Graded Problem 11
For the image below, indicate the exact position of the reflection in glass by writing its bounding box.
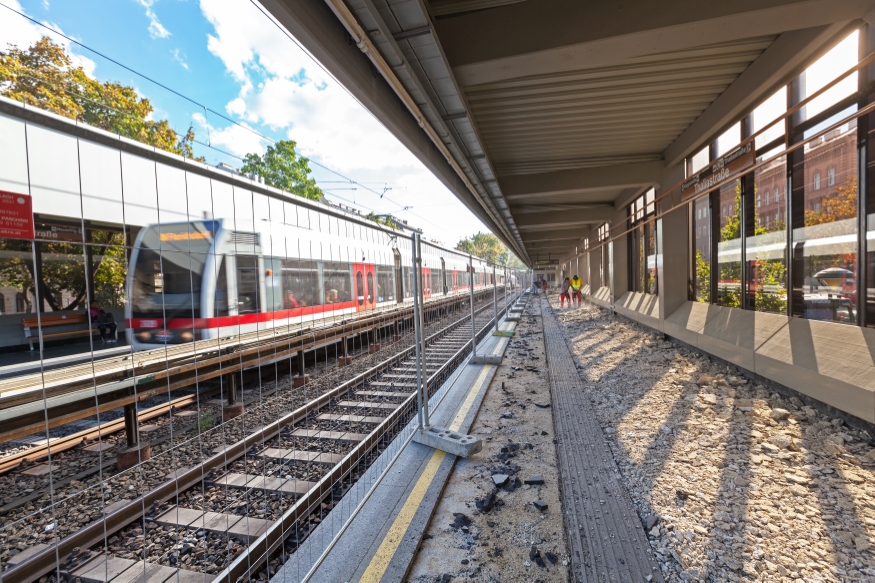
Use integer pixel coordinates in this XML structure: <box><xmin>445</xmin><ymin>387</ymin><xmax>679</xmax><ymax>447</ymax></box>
<box><xmin>323</xmin><ymin>262</ymin><xmax>352</xmax><ymax>303</ymax></box>
<box><xmin>646</xmin><ymin>222</ymin><xmax>657</xmax><ymax>295</ymax></box>
<box><xmin>867</xmin><ymin>212</ymin><xmax>874</xmax><ymax>326</ymax></box>
<box><xmin>792</xmin><ymin>120</ymin><xmax>858</xmax><ymax>324</ymax></box>
<box><xmin>748</xmin><ymin>157</ymin><xmax>788</xmax><ymax>313</ymax></box>
<box><xmin>376</xmin><ymin>264</ymin><xmax>394</xmax><ymax>302</ymax></box>
<box><xmin>717</xmin><ymin>181</ymin><xmax>742</xmax><ymax>307</ymax></box>
<box><xmin>0</xmin><ymin>238</ymin><xmax>37</xmax><ymax>315</ymax></box>
<box><xmin>692</xmin><ymin>197</ymin><xmax>710</xmax><ymax>302</ymax></box>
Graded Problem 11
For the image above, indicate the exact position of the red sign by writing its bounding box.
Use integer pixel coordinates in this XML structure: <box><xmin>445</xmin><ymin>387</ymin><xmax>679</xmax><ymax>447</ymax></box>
<box><xmin>0</xmin><ymin>191</ymin><xmax>35</xmax><ymax>240</ymax></box>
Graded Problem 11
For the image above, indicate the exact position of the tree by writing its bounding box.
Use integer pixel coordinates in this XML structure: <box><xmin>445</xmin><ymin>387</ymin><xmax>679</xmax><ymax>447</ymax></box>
<box><xmin>364</xmin><ymin>212</ymin><xmax>398</xmax><ymax>229</ymax></box>
<box><xmin>240</xmin><ymin>140</ymin><xmax>323</xmax><ymax>201</ymax></box>
<box><xmin>456</xmin><ymin>232</ymin><xmax>525</xmax><ymax>267</ymax></box>
<box><xmin>694</xmin><ymin>187</ymin><xmax>787</xmax><ymax>313</ymax></box>
<box><xmin>0</xmin><ymin>230</ymin><xmax>127</xmax><ymax>312</ymax></box>
<box><xmin>0</xmin><ymin>37</ymin><xmax>204</xmax><ymax>160</ymax></box>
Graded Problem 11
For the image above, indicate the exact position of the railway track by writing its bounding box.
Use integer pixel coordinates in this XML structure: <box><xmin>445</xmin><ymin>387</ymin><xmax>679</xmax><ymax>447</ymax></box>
<box><xmin>0</xmin><ymin>289</ymin><xmax>495</xmax><ymax>446</ymax></box>
<box><xmin>0</xmin><ymin>289</ymin><xmax>517</xmax><ymax>583</ymax></box>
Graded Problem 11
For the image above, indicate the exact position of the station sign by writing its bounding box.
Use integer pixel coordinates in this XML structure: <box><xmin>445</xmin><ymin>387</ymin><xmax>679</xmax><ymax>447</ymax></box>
<box><xmin>0</xmin><ymin>190</ymin><xmax>34</xmax><ymax>240</ymax></box>
<box><xmin>34</xmin><ymin>222</ymin><xmax>83</xmax><ymax>242</ymax></box>
<box><xmin>681</xmin><ymin>141</ymin><xmax>754</xmax><ymax>201</ymax></box>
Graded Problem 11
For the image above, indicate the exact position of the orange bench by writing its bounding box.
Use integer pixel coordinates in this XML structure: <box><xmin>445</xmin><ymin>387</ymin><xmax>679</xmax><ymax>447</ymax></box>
<box><xmin>21</xmin><ymin>313</ymin><xmax>117</xmax><ymax>351</ymax></box>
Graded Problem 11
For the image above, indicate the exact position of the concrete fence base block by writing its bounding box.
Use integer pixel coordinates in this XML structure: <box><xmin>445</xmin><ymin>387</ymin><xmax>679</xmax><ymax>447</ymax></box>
<box><xmin>338</xmin><ymin>357</ymin><xmax>353</xmax><ymax>367</ymax></box>
<box><xmin>293</xmin><ymin>375</ymin><xmax>311</xmax><ymax>388</ymax></box>
<box><xmin>470</xmin><ymin>355</ymin><xmax>502</xmax><ymax>365</ymax></box>
<box><xmin>116</xmin><ymin>442</ymin><xmax>151</xmax><ymax>471</ymax></box>
<box><xmin>368</xmin><ymin>344</ymin><xmax>381</xmax><ymax>354</ymax></box>
<box><xmin>222</xmin><ymin>403</ymin><xmax>243</xmax><ymax>421</ymax></box>
<box><xmin>413</xmin><ymin>425</ymin><xmax>482</xmax><ymax>458</ymax></box>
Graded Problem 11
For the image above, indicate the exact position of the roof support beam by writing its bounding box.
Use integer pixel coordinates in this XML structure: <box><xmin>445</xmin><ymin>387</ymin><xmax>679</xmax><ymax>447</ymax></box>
<box><xmin>515</xmin><ymin>208</ymin><xmax>615</xmax><ymax>230</ymax></box>
<box><xmin>500</xmin><ymin>161</ymin><xmax>663</xmax><ymax>201</ymax></box>
<box><xmin>663</xmin><ymin>22</ymin><xmax>857</xmax><ymax>166</ymax></box>
<box><xmin>439</xmin><ymin>0</ymin><xmax>873</xmax><ymax>86</ymax></box>
<box><xmin>521</xmin><ymin>228</ymin><xmax>590</xmax><ymax>242</ymax></box>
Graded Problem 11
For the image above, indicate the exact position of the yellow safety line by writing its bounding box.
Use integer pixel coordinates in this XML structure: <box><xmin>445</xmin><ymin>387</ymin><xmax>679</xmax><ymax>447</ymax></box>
<box><xmin>360</xmin><ymin>353</ymin><xmax>499</xmax><ymax>581</ymax></box>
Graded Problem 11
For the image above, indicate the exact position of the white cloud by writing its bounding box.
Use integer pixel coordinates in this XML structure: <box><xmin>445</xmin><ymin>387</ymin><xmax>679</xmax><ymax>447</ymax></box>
<box><xmin>0</xmin><ymin>0</ymin><xmax>96</xmax><ymax>76</ymax></box>
<box><xmin>134</xmin><ymin>0</ymin><xmax>170</xmax><ymax>39</ymax></box>
<box><xmin>172</xmin><ymin>48</ymin><xmax>189</xmax><ymax>70</ymax></box>
<box><xmin>192</xmin><ymin>112</ymin><xmax>267</xmax><ymax>158</ymax></box>
<box><xmin>198</xmin><ymin>0</ymin><xmax>488</xmax><ymax>240</ymax></box>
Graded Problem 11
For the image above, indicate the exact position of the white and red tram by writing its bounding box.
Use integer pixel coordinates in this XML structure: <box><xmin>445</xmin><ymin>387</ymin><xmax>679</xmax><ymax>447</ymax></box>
<box><xmin>126</xmin><ymin>219</ymin><xmax>505</xmax><ymax>350</ymax></box>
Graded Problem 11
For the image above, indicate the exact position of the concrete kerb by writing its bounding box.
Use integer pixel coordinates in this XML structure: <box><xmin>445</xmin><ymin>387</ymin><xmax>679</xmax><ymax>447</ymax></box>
<box><xmin>412</xmin><ymin>425</ymin><xmax>482</xmax><ymax>458</ymax></box>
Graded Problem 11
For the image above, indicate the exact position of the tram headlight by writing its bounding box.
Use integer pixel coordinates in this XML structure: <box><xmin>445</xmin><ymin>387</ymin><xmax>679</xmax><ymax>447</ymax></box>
<box><xmin>180</xmin><ymin>331</ymin><xmax>194</xmax><ymax>342</ymax></box>
<box><xmin>137</xmin><ymin>331</ymin><xmax>152</xmax><ymax>343</ymax></box>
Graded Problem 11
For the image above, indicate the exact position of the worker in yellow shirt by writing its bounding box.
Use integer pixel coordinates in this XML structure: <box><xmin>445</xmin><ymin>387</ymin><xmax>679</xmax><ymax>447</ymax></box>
<box><xmin>569</xmin><ymin>275</ymin><xmax>583</xmax><ymax>306</ymax></box>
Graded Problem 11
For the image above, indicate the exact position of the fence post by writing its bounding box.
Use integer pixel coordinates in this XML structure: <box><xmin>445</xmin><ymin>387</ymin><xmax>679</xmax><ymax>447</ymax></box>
<box><xmin>411</xmin><ymin>234</ymin><xmax>424</xmax><ymax>429</ymax></box>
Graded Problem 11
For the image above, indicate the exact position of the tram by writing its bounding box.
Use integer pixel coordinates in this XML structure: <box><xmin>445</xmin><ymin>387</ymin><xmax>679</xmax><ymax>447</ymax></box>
<box><xmin>125</xmin><ymin>219</ymin><xmax>502</xmax><ymax>350</ymax></box>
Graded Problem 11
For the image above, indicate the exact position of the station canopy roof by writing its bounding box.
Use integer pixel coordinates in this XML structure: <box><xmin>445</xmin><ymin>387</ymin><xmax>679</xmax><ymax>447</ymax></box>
<box><xmin>267</xmin><ymin>0</ymin><xmax>867</xmax><ymax>264</ymax></box>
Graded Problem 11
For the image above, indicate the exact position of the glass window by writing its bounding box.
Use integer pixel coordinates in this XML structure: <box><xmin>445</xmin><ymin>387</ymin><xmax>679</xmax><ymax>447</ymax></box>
<box><xmin>828</xmin><ymin>167</ymin><xmax>836</xmax><ymax>186</ymax></box>
<box><xmin>803</xmin><ymin>30</ymin><xmax>858</xmax><ymax>122</ymax></box>
<box><xmin>323</xmin><ymin>262</ymin><xmax>352</xmax><ymax>303</ymax></box>
<box><xmin>690</xmin><ymin>147</ymin><xmax>709</xmax><ymax>175</ymax></box>
<box><xmin>356</xmin><ymin>271</ymin><xmax>364</xmax><ymax>306</ymax></box>
<box><xmin>692</xmin><ymin>197</ymin><xmax>711</xmax><ymax>302</ymax></box>
<box><xmin>753</xmin><ymin>87</ymin><xmax>787</xmax><ymax>150</ymax></box>
<box><xmin>0</xmin><ymin>238</ymin><xmax>36</xmax><ymax>314</ymax></box>
<box><xmin>867</xmin><ymin>180</ymin><xmax>875</xmax><ymax>327</ymax></box>
<box><xmin>715</xmin><ymin>122</ymin><xmax>741</xmax><ymax>157</ymax></box>
<box><xmin>376</xmin><ymin>265</ymin><xmax>394</xmax><ymax>302</ymax></box>
<box><xmin>748</xmin><ymin>157</ymin><xmax>788</xmax><ymax>314</ymax></box>
<box><xmin>717</xmin><ymin>181</ymin><xmax>742</xmax><ymax>307</ymax></box>
<box><xmin>647</xmin><ymin>222</ymin><xmax>657</xmax><ymax>295</ymax></box>
<box><xmin>281</xmin><ymin>259</ymin><xmax>320</xmax><ymax>307</ymax></box>
<box><xmin>791</xmin><ymin>117</ymin><xmax>858</xmax><ymax>324</ymax></box>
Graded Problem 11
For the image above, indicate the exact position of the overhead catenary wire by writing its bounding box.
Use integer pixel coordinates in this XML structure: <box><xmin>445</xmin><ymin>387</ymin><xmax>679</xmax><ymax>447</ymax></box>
<box><xmin>0</xmin><ymin>0</ymin><xmax>444</xmax><ymax>233</ymax></box>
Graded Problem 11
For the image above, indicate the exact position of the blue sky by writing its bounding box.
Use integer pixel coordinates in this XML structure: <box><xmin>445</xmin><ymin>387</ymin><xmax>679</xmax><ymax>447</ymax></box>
<box><xmin>0</xmin><ymin>0</ymin><xmax>489</xmax><ymax>245</ymax></box>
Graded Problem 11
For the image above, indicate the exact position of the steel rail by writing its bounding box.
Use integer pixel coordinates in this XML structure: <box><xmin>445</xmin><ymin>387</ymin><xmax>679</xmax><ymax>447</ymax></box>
<box><xmin>0</xmin><ymin>292</ymin><xmax>510</xmax><ymax>583</ymax></box>
<box><xmin>0</xmin><ymin>290</ymin><xmax>496</xmax><ymax>443</ymax></box>
<box><xmin>0</xmin><ymin>391</ymin><xmax>207</xmax><ymax>475</ymax></box>
<box><xmin>216</xmin><ymin>292</ymin><xmax>516</xmax><ymax>583</ymax></box>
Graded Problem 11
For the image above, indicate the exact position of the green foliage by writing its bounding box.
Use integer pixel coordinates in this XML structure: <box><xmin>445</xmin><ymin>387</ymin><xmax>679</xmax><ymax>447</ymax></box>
<box><xmin>241</xmin><ymin>140</ymin><xmax>323</xmax><ymax>201</ymax></box>
<box><xmin>695</xmin><ymin>188</ymin><xmax>788</xmax><ymax>313</ymax></box>
<box><xmin>198</xmin><ymin>411</ymin><xmax>217</xmax><ymax>432</ymax></box>
<box><xmin>364</xmin><ymin>212</ymin><xmax>398</xmax><ymax>229</ymax></box>
<box><xmin>0</xmin><ymin>231</ymin><xmax>126</xmax><ymax>312</ymax></box>
<box><xmin>456</xmin><ymin>232</ymin><xmax>524</xmax><ymax>267</ymax></box>
<box><xmin>694</xmin><ymin>249</ymin><xmax>710</xmax><ymax>303</ymax></box>
<box><xmin>0</xmin><ymin>37</ymin><xmax>204</xmax><ymax>160</ymax></box>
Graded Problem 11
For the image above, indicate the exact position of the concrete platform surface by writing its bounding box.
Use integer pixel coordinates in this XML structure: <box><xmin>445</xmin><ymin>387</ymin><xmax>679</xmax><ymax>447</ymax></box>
<box><xmin>273</xmin><ymin>318</ymin><xmax>515</xmax><ymax>583</ymax></box>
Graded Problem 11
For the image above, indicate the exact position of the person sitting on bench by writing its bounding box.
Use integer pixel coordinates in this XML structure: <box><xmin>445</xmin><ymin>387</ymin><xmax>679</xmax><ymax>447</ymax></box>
<box><xmin>89</xmin><ymin>301</ymin><xmax>117</xmax><ymax>343</ymax></box>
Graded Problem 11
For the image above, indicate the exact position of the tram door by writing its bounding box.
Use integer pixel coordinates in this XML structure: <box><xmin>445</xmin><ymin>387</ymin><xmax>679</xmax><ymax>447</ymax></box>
<box><xmin>421</xmin><ymin>267</ymin><xmax>432</xmax><ymax>299</ymax></box>
<box><xmin>236</xmin><ymin>255</ymin><xmax>260</xmax><ymax>314</ymax></box>
<box><xmin>353</xmin><ymin>263</ymin><xmax>376</xmax><ymax>312</ymax></box>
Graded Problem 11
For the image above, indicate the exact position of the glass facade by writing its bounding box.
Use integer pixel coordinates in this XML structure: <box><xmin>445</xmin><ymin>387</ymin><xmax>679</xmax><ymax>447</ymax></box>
<box><xmin>686</xmin><ymin>29</ymin><xmax>873</xmax><ymax>327</ymax></box>
<box><xmin>628</xmin><ymin>189</ymin><xmax>657</xmax><ymax>294</ymax></box>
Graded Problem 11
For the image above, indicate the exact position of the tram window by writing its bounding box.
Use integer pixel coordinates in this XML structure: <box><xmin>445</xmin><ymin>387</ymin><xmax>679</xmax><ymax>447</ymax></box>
<box><xmin>376</xmin><ymin>265</ymin><xmax>394</xmax><ymax>302</ymax></box>
<box><xmin>430</xmin><ymin>269</ymin><xmax>442</xmax><ymax>295</ymax></box>
<box><xmin>264</xmin><ymin>257</ymin><xmax>284</xmax><ymax>312</ymax></box>
<box><xmin>132</xmin><ymin>248</ymin><xmax>203</xmax><ymax>319</ymax></box>
<box><xmin>323</xmin><ymin>262</ymin><xmax>352</xmax><ymax>303</ymax></box>
<box><xmin>236</xmin><ymin>254</ymin><xmax>259</xmax><ymax>314</ymax></box>
<box><xmin>356</xmin><ymin>271</ymin><xmax>365</xmax><ymax>306</ymax></box>
<box><xmin>367</xmin><ymin>272</ymin><xmax>374</xmax><ymax>303</ymax></box>
<box><xmin>214</xmin><ymin>258</ymin><xmax>229</xmax><ymax>317</ymax></box>
<box><xmin>402</xmin><ymin>266</ymin><xmax>414</xmax><ymax>298</ymax></box>
<box><xmin>281</xmin><ymin>259</ymin><xmax>320</xmax><ymax>307</ymax></box>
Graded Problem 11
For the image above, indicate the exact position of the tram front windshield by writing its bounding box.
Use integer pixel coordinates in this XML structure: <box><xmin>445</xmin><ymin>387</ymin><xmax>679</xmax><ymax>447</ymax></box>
<box><xmin>132</xmin><ymin>222</ymin><xmax>214</xmax><ymax>320</ymax></box>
